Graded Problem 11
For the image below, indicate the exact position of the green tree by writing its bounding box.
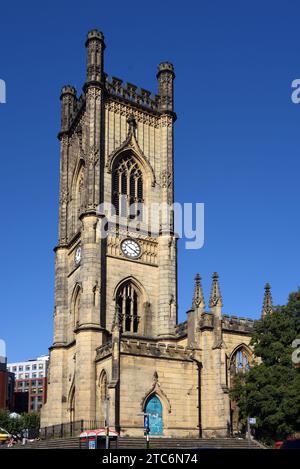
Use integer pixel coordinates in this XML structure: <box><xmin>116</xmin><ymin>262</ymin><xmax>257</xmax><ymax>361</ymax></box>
<box><xmin>0</xmin><ymin>409</ymin><xmax>10</xmax><ymax>431</ymax></box>
<box><xmin>0</xmin><ymin>410</ymin><xmax>40</xmax><ymax>435</ymax></box>
<box><xmin>230</xmin><ymin>288</ymin><xmax>300</xmax><ymax>445</ymax></box>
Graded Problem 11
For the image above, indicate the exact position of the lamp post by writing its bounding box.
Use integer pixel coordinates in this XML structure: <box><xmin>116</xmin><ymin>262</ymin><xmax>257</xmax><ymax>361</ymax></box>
<box><xmin>104</xmin><ymin>396</ymin><xmax>110</xmax><ymax>449</ymax></box>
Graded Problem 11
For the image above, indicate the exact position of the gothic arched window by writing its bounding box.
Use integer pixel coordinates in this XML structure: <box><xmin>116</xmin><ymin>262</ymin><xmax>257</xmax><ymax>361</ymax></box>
<box><xmin>99</xmin><ymin>370</ymin><xmax>108</xmax><ymax>402</ymax></box>
<box><xmin>72</xmin><ymin>161</ymin><xmax>85</xmax><ymax>232</ymax></box>
<box><xmin>230</xmin><ymin>347</ymin><xmax>250</xmax><ymax>376</ymax></box>
<box><xmin>71</xmin><ymin>284</ymin><xmax>81</xmax><ymax>331</ymax></box>
<box><xmin>112</xmin><ymin>153</ymin><xmax>143</xmax><ymax>219</ymax></box>
<box><xmin>116</xmin><ymin>281</ymin><xmax>140</xmax><ymax>333</ymax></box>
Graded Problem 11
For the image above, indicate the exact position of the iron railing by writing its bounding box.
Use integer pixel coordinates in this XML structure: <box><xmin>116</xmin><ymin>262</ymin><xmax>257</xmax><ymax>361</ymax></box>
<box><xmin>40</xmin><ymin>420</ymin><xmax>103</xmax><ymax>439</ymax></box>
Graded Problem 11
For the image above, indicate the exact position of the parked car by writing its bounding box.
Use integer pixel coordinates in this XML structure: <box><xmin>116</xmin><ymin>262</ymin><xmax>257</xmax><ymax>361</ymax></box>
<box><xmin>279</xmin><ymin>438</ymin><xmax>300</xmax><ymax>449</ymax></box>
<box><xmin>0</xmin><ymin>428</ymin><xmax>11</xmax><ymax>444</ymax></box>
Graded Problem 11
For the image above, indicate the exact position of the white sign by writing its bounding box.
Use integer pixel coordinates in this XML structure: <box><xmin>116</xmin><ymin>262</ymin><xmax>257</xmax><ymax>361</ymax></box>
<box><xmin>249</xmin><ymin>418</ymin><xmax>256</xmax><ymax>425</ymax></box>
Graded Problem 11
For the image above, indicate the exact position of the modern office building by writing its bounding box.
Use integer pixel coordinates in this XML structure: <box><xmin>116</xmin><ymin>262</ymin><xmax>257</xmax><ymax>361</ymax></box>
<box><xmin>8</xmin><ymin>355</ymin><xmax>49</xmax><ymax>412</ymax></box>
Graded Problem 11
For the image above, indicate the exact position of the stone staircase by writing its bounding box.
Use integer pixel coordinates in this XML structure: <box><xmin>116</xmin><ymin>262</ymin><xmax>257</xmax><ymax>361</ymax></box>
<box><xmin>3</xmin><ymin>437</ymin><xmax>263</xmax><ymax>450</ymax></box>
<box><xmin>118</xmin><ymin>437</ymin><xmax>262</xmax><ymax>449</ymax></box>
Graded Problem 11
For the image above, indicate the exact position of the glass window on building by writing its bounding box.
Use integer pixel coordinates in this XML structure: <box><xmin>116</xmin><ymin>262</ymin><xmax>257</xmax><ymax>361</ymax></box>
<box><xmin>19</xmin><ymin>373</ymin><xmax>23</xmax><ymax>379</ymax></box>
<box><xmin>32</xmin><ymin>364</ymin><xmax>37</xmax><ymax>370</ymax></box>
<box><xmin>25</xmin><ymin>365</ymin><xmax>30</xmax><ymax>371</ymax></box>
<box><xmin>38</xmin><ymin>363</ymin><xmax>44</xmax><ymax>370</ymax></box>
<box><xmin>13</xmin><ymin>366</ymin><xmax>17</xmax><ymax>372</ymax></box>
<box><xmin>38</xmin><ymin>372</ymin><xmax>43</xmax><ymax>377</ymax></box>
<box><xmin>18</xmin><ymin>366</ymin><xmax>23</xmax><ymax>371</ymax></box>
<box><xmin>25</xmin><ymin>373</ymin><xmax>29</xmax><ymax>379</ymax></box>
<box><xmin>32</xmin><ymin>373</ymin><xmax>37</xmax><ymax>378</ymax></box>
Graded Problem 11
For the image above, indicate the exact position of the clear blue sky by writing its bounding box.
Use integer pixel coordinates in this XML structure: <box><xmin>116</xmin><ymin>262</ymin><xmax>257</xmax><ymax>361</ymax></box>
<box><xmin>1</xmin><ymin>1</ymin><xmax>300</xmax><ymax>362</ymax></box>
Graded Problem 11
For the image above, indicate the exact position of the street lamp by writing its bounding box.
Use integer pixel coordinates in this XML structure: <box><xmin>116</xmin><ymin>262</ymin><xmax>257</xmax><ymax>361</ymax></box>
<box><xmin>104</xmin><ymin>396</ymin><xmax>110</xmax><ymax>450</ymax></box>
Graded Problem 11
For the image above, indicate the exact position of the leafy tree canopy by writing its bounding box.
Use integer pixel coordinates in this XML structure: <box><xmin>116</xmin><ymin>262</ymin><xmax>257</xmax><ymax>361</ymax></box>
<box><xmin>230</xmin><ymin>288</ymin><xmax>300</xmax><ymax>445</ymax></box>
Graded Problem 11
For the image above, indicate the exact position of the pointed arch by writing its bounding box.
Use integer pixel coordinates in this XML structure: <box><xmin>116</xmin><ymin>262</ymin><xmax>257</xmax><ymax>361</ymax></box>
<box><xmin>112</xmin><ymin>277</ymin><xmax>151</xmax><ymax>334</ymax></box>
<box><xmin>67</xmin><ymin>375</ymin><xmax>76</xmax><ymax>423</ymax></box>
<box><xmin>106</xmin><ymin>132</ymin><xmax>156</xmax><ymax>187</ymax></box>
<box><xmin>229</xmin><ymin>343</ymin><xmax>252</xmax><ymax>376</ymax></box>
<box><xmin>98</xmin><ymin>369</ymin><xmax>109</xmax><ymax>402</ymax></box>
<box><xmin>141</xmin><ymin>373</ymin><xmax>171</xmax><ymax>414</ymax></box>
<box><xmin>112</xmin><ymin>151</ymin><xmax>144</xmax><ymax>218</ymax></box>
<box><xmin>70</xmin><ymin>283</ymin><xmax>82</xmax><ymax>330</ymax></box>
<box><xmin>71</xmin><ymin>157</ymin><xmax>85</xmax><ymax>231</ymax></box>
<box><xmin>113</xmin><ymin>276</ymin><xmax>148</xmax><ymax>302</ymax></box>
<box><xmin>229</xmin><ymin>343</ymin><xmax>253</xmax><ymax>364</ymax></box>
<box><xmin>115</xmin><ymin>280</ymin><xmax>141</xmax><ymax>333</ymax></box>
<box><xmin>228</xmin><ymin>343</ymin><xmax>253</xmax><ymax>435</ymax></box>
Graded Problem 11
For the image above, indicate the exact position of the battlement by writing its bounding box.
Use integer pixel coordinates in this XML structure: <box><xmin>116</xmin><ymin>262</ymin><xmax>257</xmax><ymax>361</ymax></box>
<box><xmin>85</xmin><ymin>29</ymin><xmax>104</xmax><ymax>45</ymax></box>
<box><xmin>61</xmin><ymin>71</ymin><xmax>168</xmax><ymax>135</ymax></box>
<box><xmin>176</xmin><ymin>312</ymin><xmax>257</xmax><ymax>337</ymax></box>
<box><xmin>105</xmin><ymin>75</ymin><xmax>160</xmax><ymax>112</ymax></box>
<box><xmin>96</xmin><ymin>337</ymin><xmax>192</xmax><ymax>362</ymax></box>
<box><xmin>222</xmin><ymin>314</ymin><xmax>256</xmax><ymax>333</ymax></box>
<box><xmin>59</xmin><ymin>30</ymin><xmax>176</xmax><ymax>136</ymax></box>
<box><xmin>60</xmin><ymin>85</ymin><xmax>77</xmax><ymax>98</ymax></box>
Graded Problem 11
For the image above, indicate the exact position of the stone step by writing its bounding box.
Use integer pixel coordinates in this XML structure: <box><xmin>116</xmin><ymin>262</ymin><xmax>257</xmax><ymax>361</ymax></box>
<box><xmin>4</xmin><ymin>436</ymin><xmax>262</xmax><ymax>450</ymax></box>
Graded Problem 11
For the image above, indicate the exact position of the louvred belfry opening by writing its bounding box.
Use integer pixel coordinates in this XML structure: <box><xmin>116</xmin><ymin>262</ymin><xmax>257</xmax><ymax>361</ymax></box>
<box><xmin>116</xmin><ymin>281</ymin><xmax>140</xmax><ymax>333</ymax></box>
<box><xmin>112</xmin><ymin>152</ymin><xmax>143</xmax><ymax>219</ymax></box>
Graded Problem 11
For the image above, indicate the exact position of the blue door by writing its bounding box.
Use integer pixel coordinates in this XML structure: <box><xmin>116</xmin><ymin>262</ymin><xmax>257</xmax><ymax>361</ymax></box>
<box><xmin>145</xmin><ymin>395</ymin><xmax>163</xmax><ymax>436</ymax></box>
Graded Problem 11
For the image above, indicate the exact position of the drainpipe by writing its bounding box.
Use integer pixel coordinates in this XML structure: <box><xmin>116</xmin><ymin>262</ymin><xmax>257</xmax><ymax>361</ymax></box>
<box><xmin>190</xmin><ymin>356</ymin><xmax>203</xmax><ymax>439</ymax></box>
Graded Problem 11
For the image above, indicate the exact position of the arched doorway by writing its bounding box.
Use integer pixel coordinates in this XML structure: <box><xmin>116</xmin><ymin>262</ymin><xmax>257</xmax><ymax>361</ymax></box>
<box><xmin>145</xmin><ymin>395</ymin><xmax>163</xmax><ymax>436</ymax></box>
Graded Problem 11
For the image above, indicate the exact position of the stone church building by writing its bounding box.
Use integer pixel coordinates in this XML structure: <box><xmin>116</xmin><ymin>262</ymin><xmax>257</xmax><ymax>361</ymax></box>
<box><xmin>41</xmin><ymin>30</ymin><xmax>272</xmax><ymax>438</ymax></box>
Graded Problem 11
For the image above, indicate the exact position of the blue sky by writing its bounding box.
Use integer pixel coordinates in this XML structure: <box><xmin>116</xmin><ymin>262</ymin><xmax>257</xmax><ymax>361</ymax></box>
<box><xmin>1</xmin><ymin>0</ymin><xmax>300</xmax><ymax>362</ymax></box>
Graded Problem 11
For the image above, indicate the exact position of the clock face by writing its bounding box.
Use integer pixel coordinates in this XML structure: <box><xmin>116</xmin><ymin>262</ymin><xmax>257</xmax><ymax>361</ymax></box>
<box><xmin>75</xmin><ymin>247</ymin><xmax>82</xmax><ymax>265</ymax></box>
<box><xmin>121</xmin><ymin>239</ymin><xmax>141</xmax><ymax>259</ymax></box>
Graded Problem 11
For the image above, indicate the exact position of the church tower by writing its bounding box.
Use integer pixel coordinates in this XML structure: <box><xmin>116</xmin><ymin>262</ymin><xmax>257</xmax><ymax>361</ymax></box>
<box><xmin>41</xmin><ymin>29</ymin><xmax>178</xmax><ymax>427</ymax></box>
<box><xmin>41</xmin><ymin>29</ymin><xmax>258</xmax><ymax>440</ymax></box>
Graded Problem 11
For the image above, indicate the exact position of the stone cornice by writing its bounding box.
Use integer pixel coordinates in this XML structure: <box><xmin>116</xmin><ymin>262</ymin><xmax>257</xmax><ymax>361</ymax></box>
<box><xmin>50</xmin><ymin>340</ymin><xmax>76</xmax><ymax>351</ymax></box>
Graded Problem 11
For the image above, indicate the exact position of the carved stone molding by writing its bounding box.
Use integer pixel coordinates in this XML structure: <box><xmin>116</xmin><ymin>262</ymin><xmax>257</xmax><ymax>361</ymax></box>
<box><xmin>105</xmin><ymin>100</ymin><xmax>159</xmax><ymax>128</ymax></box>
<box><xmin>140</xmin><ymin>371</ymin><xmax>172</xmax><ymax>413</ymax></box>
<box><xmin>160</xmin><ymin>169</ymin><xmax>172</xmax><ymax>189</ymax></box>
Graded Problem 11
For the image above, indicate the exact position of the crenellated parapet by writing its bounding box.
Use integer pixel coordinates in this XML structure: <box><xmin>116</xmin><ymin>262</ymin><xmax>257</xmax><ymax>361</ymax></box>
<box><xmin>96</xmin><ymin>337</ymin><xmax>193</xmax><ymax>362</ymax></box>
<box><xmin>177</xmin><ymin>311</ymin><xmax>256</xmax><ymax>339</ymax></box>
<box><xmin>58</xmin><ymin>31</ymin><xmax>176</xmax><ymax>138</ymax></box>
<box><xmin>105</xmin><ymin>76</ymin><xmax>160</xmax><ymax>113</ymax></box>
<box><xmin>222</xmin><ymin>314</ymin><xmax>256</xmax><ymax>333</ymax></box>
